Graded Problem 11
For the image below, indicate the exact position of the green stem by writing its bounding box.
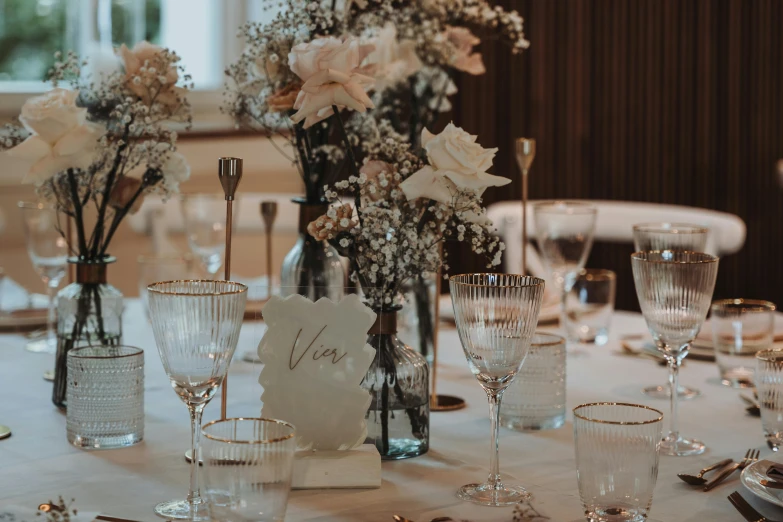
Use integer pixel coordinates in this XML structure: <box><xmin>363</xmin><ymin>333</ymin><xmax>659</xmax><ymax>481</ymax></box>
<box><xmin>67</xmin><ymin>169</ymin><xmax>88</xmax><ymax>256</ymax></box>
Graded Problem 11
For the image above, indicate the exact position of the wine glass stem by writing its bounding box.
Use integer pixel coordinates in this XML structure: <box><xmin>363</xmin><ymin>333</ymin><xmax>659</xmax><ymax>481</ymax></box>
<box><xmin>667</xmin><ymin>356</ymin><xmax>680</xmax><ymax>441</ymax></box>
<box><xmin>486</xmin><ymin>389</ymin><xmax>504</xmax><ymax>492</ymax></box>
<box><xmin>188</xmin><ymin>405</ymin><xmax>205</xmax><ymax>505</ymax></box>
<box><xmin>45</xmin><ymin>279</ymin><xmax>57</xmax><ymax>346</ymax></box>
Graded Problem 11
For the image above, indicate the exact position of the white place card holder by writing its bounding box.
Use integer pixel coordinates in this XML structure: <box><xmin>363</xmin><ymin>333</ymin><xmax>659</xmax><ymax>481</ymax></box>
<box><xmin>258</xmin><ymin>294</ymin><xmax>381</xmax><ymax>489</ymax></box>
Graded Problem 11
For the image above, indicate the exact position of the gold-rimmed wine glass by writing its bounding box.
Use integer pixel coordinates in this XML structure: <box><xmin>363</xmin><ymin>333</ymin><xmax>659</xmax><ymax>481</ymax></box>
<box><xmin>449</xmin><ymin>273</ymin><xmax>545</xmax><ymax>505</ymax></box>
<box><xmin>632</xmin><ymin>222</ymin><xmax>709</xmax><ymax>400</ymax></box>
<box><xmin>631</xmin><ymin>251</ymin><xmax>718</xmax><ymax>456</ymax></box>
<box><xmin>147</xmin><ymin>280</ymin><xmax>247</xmax><ymax>521</ymax></box>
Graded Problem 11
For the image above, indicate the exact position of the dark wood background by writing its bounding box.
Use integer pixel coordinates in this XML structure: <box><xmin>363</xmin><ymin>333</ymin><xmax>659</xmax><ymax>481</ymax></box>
<box><xmin>447</xmin><ymin>0</ymin><xmax>783</xmax><ymax>311</ymax></box>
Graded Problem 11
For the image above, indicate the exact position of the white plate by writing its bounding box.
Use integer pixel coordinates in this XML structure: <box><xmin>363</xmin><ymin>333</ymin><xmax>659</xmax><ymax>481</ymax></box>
<box><xmin>741</xmin><ymin>459</ymin><xmax>783</xmax><ymax>508</ymax></box>
<box><xmin>438</xmin><ymin>294</ymin><xmax>561</xmax><ymax>324</ymax></box>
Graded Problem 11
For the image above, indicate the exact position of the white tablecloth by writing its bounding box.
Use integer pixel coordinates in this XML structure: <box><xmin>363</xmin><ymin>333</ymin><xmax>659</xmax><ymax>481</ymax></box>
<box><xmin>0</xmin><ymin>300</ymin><xmax>777</xmax><ymax>522</ymax></box>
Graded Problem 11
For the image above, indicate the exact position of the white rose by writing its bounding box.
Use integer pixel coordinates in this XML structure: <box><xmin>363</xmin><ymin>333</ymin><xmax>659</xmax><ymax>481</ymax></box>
<box><xmin>366</xmin><ymin>23</ymin><xmax>422</xmax><ymax>92</ymax></box>
<box><xmin>288</xmin><ymin>36</ymin><xmax>375</xmax><ymax>128</ymax></box>
<box><xmin>6</xmin><ymin>88</ymin><xmax>103</xmax><ymax>185</ymax></box>
<box><xmin>161</xmin><ymin>151</ymin><xmax>190</xmax><ymax>192</ymax></box>
<box><xmin>400</xmin><ymin>123</ymin><xmax>510</xmax><ymax>205</ymax></box>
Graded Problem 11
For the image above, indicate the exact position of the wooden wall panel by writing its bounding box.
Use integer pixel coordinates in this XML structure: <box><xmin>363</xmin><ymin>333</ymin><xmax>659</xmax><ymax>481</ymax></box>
<box><xmin>448</xmin><ymin>0</ymin><xmax>783</xmax><ymax>311</ymax></box>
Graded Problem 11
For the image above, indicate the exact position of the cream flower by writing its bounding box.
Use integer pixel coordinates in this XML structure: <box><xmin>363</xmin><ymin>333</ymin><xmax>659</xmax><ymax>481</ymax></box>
<box><xmin>266</xmin><ymin>83</ymin><xmax>301</xmax><ymax>112</ymax></box>
<box><xmin>400</xmin><ymin>123</ymin><xmax>510</xmax><ymax>206</ymax></box>
<box><xmin>445</xmin><ymin>26</ymin><xmax>486</xmax><ymax>75</ymax></box>
<box><xmin>117</xmin><ymin>41</ymin><xmax>183</xmax><ymax>107</ymax></box>
<box><xmin>366</xmin><ymin>23</ymin><xmax>422</xmax><ymax>92</ymax></box>
<box><xmin>360</xmin><ymin>160</ymin><xmax>394</xmax><ymax>202</ymax></box>
<box><xmin>288</xmin><ymin>36</ymin><xmax>376</xmax><ymax>128</ymax></box>
<box><xmin>6</xmin><ymin>89</ymin><xmax>103</xmax><ymax>185</ymax></box>
<box><xmin>307</xmin><ymin>204</ymin><xmax>356</xmax><ymax>240</ymax></box>
<box><xmin>161</xmin><ymin>151</ymin><xmax>190</xmax><ymax>192</ymax></box>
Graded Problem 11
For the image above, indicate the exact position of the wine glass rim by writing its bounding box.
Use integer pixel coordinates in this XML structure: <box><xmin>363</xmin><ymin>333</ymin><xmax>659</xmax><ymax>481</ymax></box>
<box><xmin>17</xmin><ymin>200</ymin><xmax>55</xmax><ymax>210</ymax></box>
<box><xmin>578</xmin><ymin>268</ymin><xmax>616</xmax><ymax>281</ymax></box>
<box><xmin>712</xmin><ymin>298</ymin><xmax>776</xmax><ymax>312</ymax></box>
<box><xmin>631</xmin><ymin>250</ymin><xmax>718</xmax><ymax>264</ymax></box>
<box><xmin>757</xmin><ymin>349</ymin><xmax>783</xmax><ymax>362</ymax></box>
<box><xmin>573</xmin><ymin>402</ymin><xmax>664</xmax><ymax>424</ymax></box>
<box><xmin>202</xmin><ymin>417</ymin><xmax>296</xmax><ymax>444</ymax></box>
<box><xmin>147</xmin><ymin>279</ymin><xmax>248</xmax><ymax>295</ymax></box>
<box><xmin>532</xmin><ymin>200</ymin><xmax>597</xmax><ymax>214</ymax></box>
<box><xmin>449</xmin><ymin>273</ymin><xmax>546</xmax><ymax>289</ymax></box>
<box><xmin>632</xmin><ymin>222</ymin><xmax>708</xmax><ymax>234</ymax></box>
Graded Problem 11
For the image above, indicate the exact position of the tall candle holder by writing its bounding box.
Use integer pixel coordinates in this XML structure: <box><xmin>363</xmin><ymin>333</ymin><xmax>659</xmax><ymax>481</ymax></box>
<box><xmin>260</xmin><ymin>201</ymin><xmax>278</xmax><ymax>298</ymax></box>
<box><xmin>515</xmin><ymin>138</ymin><xmax>536</xmax><ymax>274</ymax></box>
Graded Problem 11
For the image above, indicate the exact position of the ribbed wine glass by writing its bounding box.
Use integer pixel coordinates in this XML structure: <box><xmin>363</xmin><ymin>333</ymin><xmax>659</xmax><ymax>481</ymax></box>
<box><xmin>631</xmin><ymin>251</ymin><xmax>718</xmax><ymax>456</ymax></box>
<box><xmin>449</xmin><ymin>274</ymin><xmax>545</xmax><ymax>506</ymax></box>
<box><xmin>633</xmin><ymin>223</ymin><xmax>709</xmax><ymax>400</ymax></box>
<box><xmin>147</xmin><ymin>280</ymin><xmax>248</xmax><ymax>521</ymax></box>
<box><xmin>181</xmin><ymin>195</ymin><xmax>237</xmax><ymax>278</ymax></box>
<box><xmin>533</xmin><ymin>201</ymin><xmax>597</xmax><ymax>338</ymax></box>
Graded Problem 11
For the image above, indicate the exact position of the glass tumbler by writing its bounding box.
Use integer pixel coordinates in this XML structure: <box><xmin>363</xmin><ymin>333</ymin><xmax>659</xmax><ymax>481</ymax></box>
<box><xmin>574</xmin><ymin>403</ymin><xmax>663</xmax><ymax>522</ymax></box>
<box><xmin>202</xmin><ymin>418</ymin><xmax>296</xmax><ymax>522</ymax></box>
<box><xmin>712</xmin><ymin>299</ymin><xmax>775</xmax><ymax>388</ymax></box>
<box><xmin>66</xmin><ymin>345</ymin><xmax>144</xmax><ymax>449</ymax></box>
<box><xmin>564</xmin><ymin>269</ymin><xmax>616</xmax><ymax>345</ymax></box>
<box><xmin>500</xmin><ymin>333</ymin><xmax>566</xmax><ymax>431</ymax></box>
<box><xmin>756</xmin><ymin>350</ymin><xmax>783</xmax><ymax>451</ymax></box>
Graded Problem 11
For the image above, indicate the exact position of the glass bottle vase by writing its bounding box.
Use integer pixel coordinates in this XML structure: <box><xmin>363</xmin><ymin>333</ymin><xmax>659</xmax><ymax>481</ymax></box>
<box><xmin>363</xmin><ymin>308</ymin><xmax>430</xmax><ymax>460</ymax></box>
<box><xmin>280</xmin><ymin>199</ymin><xmax>346</xmax><ymax>301</ymax></box>
<box><xmin>397</xmin><ymin>272</ymin><xmax>437</xmax><ymax>366</ymax></box>
<box><xmin>52</xmin><ymin>257</ymin><xmax>124</xmax><ymax>409</ymax></box>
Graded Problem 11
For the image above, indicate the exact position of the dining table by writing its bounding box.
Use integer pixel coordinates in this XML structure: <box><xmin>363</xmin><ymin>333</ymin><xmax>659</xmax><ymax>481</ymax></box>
<box><xmin>0</xmin><ymin>298</ymin><xmax>779</xmax><ymax>522</ymax></box>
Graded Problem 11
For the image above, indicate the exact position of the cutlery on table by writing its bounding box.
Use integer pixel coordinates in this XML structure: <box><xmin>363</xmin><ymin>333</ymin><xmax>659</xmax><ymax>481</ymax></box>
<box><xmin>677</xmin><ymin>458</ymin><xmax>734</xmax><ymax>485</ymax></box>
<box><xmin>704</xmin><ymin>449</ymin><xmax>760</xmax><ymax>491</ymax></box>
<box><xmin>728</xmin><ymin>490</ymin><xmax>781</xmax><ymax>522</ymax></box>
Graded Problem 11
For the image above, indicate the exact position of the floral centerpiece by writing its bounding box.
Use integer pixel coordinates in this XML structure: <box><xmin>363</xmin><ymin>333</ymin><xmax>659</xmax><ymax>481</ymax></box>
<box><xmin>1</xmin><ymin>42</ymin><xmax>192</xmax><ymax>407</ymax></box>
<box><xmin>308</xmin><ymin>119</ymin><xmax>510</xmax><ymax>458</ymax></box>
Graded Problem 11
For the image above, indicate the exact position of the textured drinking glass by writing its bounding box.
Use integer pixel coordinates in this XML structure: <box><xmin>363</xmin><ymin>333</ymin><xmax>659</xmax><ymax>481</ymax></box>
<box><xmin>633</xmin><ymin>222</ymin><xmax>708</xmax><ymax>400</ymax></box>
<box><xmin>499</xmin><ymin>333</ymin><xmax>566</xmax><ymax>431</ymax></box>
<box><xmin>533</xmin><ymin>202</ymin><xmax>597</xmax><ymax>332</ymax></box>
<box><xmin>574</xmin><ymin>403</ymin><xmax>663</xmax><ymax>522</ymax></box>
<box><xmin>756</xmin><ymin>350</ymin><xmax>783</xmax><ymax>451</ymax></box>
<box><xmin>712</xmin><ymin>299</ymin><xmax>775</xmax><ymax>388</ymax></box>
<box><xmin>19</xmin><ymin>202</ymin><xmax>68</xmax><ymax>354</ymax></box>
<box><xmin>564</xmin><ymin>269</ymin><xmax>616</xmax><ymax>345</ymax></box>
<box><xmin>148</xmin><ymin>280</ymin><xmax>248</xmax><ymax>521</ymax></box>
<box><xmin>137</xmin><ymin>254</ymin><xmax>195</xmax><ymax>317</ymax></box>
<box><xmin>66</xmin><ymin>345</ymin><xmax>144</xmax><ymax>449</ymax></box>
<box><xmin>449</xmin><ymin>274</ymin><xmax>545</xmax><ymax>506</ymax></box>
<box><xmin>181</xmin><ymin>195</ymin><xmax>237</xmax><ymax>277</ymax></box>
<box><xmin>202</xmin><ymin>418</ymin><xmax>296</xmax><ymax>522</ymax></box>
<box><xmin>631</xmin><ymin>251</ymin><xmax>718</xmax><ymax>456</ymax></box>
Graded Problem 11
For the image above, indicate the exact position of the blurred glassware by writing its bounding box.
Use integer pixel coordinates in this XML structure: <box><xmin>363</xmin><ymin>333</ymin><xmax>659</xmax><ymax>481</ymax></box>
<box><xmin>449</xmin><ymin>273</ymin><xmax>544</xmax><ymax>506</ymax></box>
<box><xmin>632</xmin><ymin>222</ymin><xmax>708</xmax><ymax>252</ymax></box>
<box><xmin>533</xmin><ymin>201</ymin><xmax>597</xmax><ymax>334</ymax></box>
<box><xmin>137</xmin><ymin>253</ymin><xmax>196</xmax><ymax>316</ymax></box>
<box><xmin>202</xmin><ymin>418</ymin><xmax>296</xmax><ymax>522</ymax></box>
<box><xmin>19</xmin><ymin>202</ymin><xmax>68</xmax><ymax>354</ymax></box>
<box><xmin>574</xmin><ymin>402</ymin><xmax>663</xmax><ymax>521</ymax></box>
<box><xmin>181</xmin><ymin>194</ymin><xmax>238</xmax><ymax>278</ymax></box>
<box><xmin>712</xmin><ymin>299</ymin><xmax>775</xmax><ymax>388</ymax></box>
<box><xmin>66</xmin><ymin>345</ymin><xmax>144</xmax><ymax>449</ymax></box>
<box><xmin>500</xmin><ymin>332</ymin><xmax>566</xmax><ymax>431</ymax></box>
<box><xmin>564</xmin><ymin>269</ymin><xmax>616</xmax><ymax>345</ymax></box>
<box><xmin>756</xmin><ymin>349</ymin><xmax>783</xmax><ymax>451</ymax></box>
<box><xmin>633</xmin><ymin>222</ymin><xmax>708</xmax><ymax>401</ymax></box>
<box><xmin>147</xmin><ymin>280</ymin><xmax>248</xmax><ymax>521</ymax></box>
<box><xmin>631</xmin><ymin>251</ymin><xmax>718</xmax><ymax>456</ymax></box>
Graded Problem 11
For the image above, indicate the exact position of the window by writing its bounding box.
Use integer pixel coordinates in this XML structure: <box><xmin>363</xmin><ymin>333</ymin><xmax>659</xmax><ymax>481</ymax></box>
<box><xmin>0</xmin><ymin>0</ymin><xmax>276</xmax><ymax>129</ymax></box>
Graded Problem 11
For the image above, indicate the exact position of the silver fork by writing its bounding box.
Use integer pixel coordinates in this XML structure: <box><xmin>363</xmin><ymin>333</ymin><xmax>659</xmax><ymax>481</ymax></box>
<box><xmin>728</xmin><ymin>490</ymin><xmax>780</xmax><ymax>522</ymax></box>
<box><xmin>704</xmin><ymin>449</ymin><xmax>760</xmax><ymax>491</ymax></box>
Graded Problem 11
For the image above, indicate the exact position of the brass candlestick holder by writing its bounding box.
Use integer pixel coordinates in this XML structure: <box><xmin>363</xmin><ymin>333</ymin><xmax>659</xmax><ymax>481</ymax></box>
<box><xmin>430</xmin><ymin>246</ymin><xmax>466</xmax><ymax>412</ymax></box>
<box><xmin>218</xmin><ymin>157</ymin><xmax>243</xmax><ymax>420</ymax></box>
<box><xmin>260</xmin><ymin>201</ymin><xmax>278</xmax><ymax>298</ymax></box>
<box><xmin>515</xmin><ymin>138</ymin><xmax>536</xmax><ymax>274</ymax></box>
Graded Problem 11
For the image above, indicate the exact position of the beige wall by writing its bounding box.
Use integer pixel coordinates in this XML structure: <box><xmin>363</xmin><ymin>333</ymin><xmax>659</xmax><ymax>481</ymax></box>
<box><xmin>1</xmin><ymin>135</ymin><xmax>302</xmax><ymax>296</ymax></box>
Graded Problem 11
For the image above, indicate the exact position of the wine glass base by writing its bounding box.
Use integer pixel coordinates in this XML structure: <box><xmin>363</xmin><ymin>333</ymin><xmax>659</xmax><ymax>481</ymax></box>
<box><xmin>25</xmin><ymin>337</ymin><xmax>56</xmax><ymax>354</ymax></box>
<box><xmin>457</xmin><ymin>482</ymin><xmax>531</xmax><ymax>506</ymax></box>
<box><xmin>660</xmin><ymin>436</ymin><xmax>705</xmax><ymax>457</ymax></box>
<box><xmin>154</xmin><ymin>498</ymin><xmax>209</xmax><ymax>521</ymax></box>
<box><xmin>642</xmin><ymin>385</ymin><xmax>700</xmax><ymax>400</ymax></box>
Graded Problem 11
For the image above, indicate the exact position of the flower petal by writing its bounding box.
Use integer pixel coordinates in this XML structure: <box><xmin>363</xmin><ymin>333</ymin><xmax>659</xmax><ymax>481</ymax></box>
<box><xmin>399</xmin><ymin>166</ymin><xmax>453</xmax><ymax>203</ymax></box>
<box><xmin>52</xmin><ymin>122</ymin><xmax>102</xmax><ymax>156</ymax></box>
<box><xmin>6</xmin><ymin>135</ymin><xmax>51</xmax><ymax>161</ymax></box>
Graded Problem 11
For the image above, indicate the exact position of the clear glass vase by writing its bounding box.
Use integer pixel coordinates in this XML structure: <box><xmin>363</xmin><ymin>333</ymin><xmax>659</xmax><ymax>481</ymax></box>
<box><xmin>363</xmin><ymin>308</ymin><xmax>430</xmax><ymax>460</ymax></box>
<box><xmin>398</xmin><ymin>272</ymin><xmax>437</xmax><ymax>366</ymax></box>
<box><xmin>280</xmin><ymin>199</ymin><xmax>346</xmax><ymax>301</ymax></box>
<box><xmin>53</xmin><ymin>257</ymin><xmax>124</xmax><ymax>409</ymax></box>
